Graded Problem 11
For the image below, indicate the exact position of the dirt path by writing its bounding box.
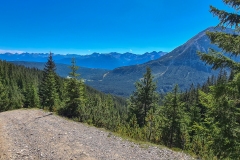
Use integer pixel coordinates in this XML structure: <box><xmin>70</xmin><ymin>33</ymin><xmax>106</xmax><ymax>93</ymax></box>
<box><xmin>0</xmin><ymin>109</ymin><xmax>194</xmax><ymax>160</ymax></box>
<box><xmin>0</xmin><ymin>121</ymin><xmax>11</xmax><ymax>159</ymax></box>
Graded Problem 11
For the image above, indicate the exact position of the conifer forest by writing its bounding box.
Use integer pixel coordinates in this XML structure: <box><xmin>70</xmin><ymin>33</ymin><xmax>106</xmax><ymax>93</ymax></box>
<box><xmin>0</xmin><ymin>0</ymin><xmax>240</xmax><ymax>159</ymax></box>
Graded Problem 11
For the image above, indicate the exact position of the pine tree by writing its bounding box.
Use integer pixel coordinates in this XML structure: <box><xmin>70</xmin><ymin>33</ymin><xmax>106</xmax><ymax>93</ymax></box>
<box><xmin>197</xmin><ymin>1</ymin><xmax>240</xmax><ymax>158</ymax></box>
<box><xmin>39</xmin><ymin>52</ymin><xmax>59</xmax><ymax>111</ymax></box>
<box><xmin>0</xmin><ymin>80</ymin><xmax>8</xmax><ymax>112</ymax></box>
<box><xmin>24</xmin><ymin>84</ymin><xmax>40</xmax><ymax>108</ymax></box>
<box><xmin>31</xmin><ymin>85</ymin><xmax>40</xmax><ymax>108</ymax></box>
<box><xmin>198</xmin><ymin>76</ymin><xmax>240</xmax><ymax>159</ymax></box>
<box><xmin>161</xmin><ymin>85</ymin><xmax>188</xmax><ymax>148</ymax></box>
<box><xmin>128</xmin><ymin>67</ymin><xmax>159</xmax><ymax>127</ymax></box>
<box><xmin>144</xmin><ymin>108</ymin><xmax>161</xmax><ymax>142</ymax></box>
<box><xmin>198</xmin><ymin>0</ymin><xmax>240</xmax><ymax>71</ymax></box>
<box><xmin>64</xmin><ymin>58</ymin><xmax>86</xmax><ymax>118</ymax></box>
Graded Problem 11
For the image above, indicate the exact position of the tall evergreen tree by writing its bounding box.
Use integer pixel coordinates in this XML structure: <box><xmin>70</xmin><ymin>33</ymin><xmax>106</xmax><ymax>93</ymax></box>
<box><xmin>198</xmin><ymin>75</ymin><xmax>240</xmax><ymax>159</ymax></box>
<box><xmin>24</xmin><ymin>83</ymin><xmax>39</xmax><ymax>108</ymax></box>
<box><xmin>197</xmin><ymin>1</ymin><xmax>240</xmax><ymax>158</ymax></box>
<box><xmin>64</xmin><ymin>58</ymin><xmax>86</xmax><ymax>118</ymax></box>
<box><xmin>198</xmin><ymin>0</ymin><xmax>240</xmax><ymax>71</ymax></box>
<box><xmin>161</xmin><ymin>85</ymin><xmax>188</xmax><ymax>148</ymax></box>
<box><xmin>128</xmin><ymin>67</ymin><xmax>159</xmax><ymax>127</ymax></box>
<box><xmin>39</xmin><ymin>52</ymin><xmax>59</xmax><ymax>111</ymax></box>
<box><xmin>0</xmin><ymin>79</ymin><xmax>8</xmax><ymax>112</ymax></box>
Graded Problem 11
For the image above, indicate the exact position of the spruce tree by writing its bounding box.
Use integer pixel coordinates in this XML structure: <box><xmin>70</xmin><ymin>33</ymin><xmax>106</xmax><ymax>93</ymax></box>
<box><xmin>128</xmin><ymin>67</ymin><xmax>159</xmax><ymax>127</ymax></box>
<box><xmin>39</xmin><ymin>52</ymin><xmax>59</xmax><ymax>111</ymax></box>
<box><xmin>197</xmin><ymin>1</ymin><xmax>240</xmax><ymax>158</ymax></box>
<box><xmin>144</xmin><ymin>108</ymin><xmax>161</xmax><ymax>142</ymax></box>
<box><xmin>198</xmin><ymin>0</ymin><xmax>240</xmax><ymax>71</ymax></box>
<box><xmin>24</xmin><ymin>83</ymin><xmax>40</xmax><ymax>108</ymax></box>
<box><xmin>161</xmin><ymin>85</ymin><xmax>188</xmax><ymax>148</ymax></box>
<box><xmin>0</xmin><ymin>80</ymin><xmax>8</xmax><ymax>112</ymax></box>
<box><xmin>64</xmin><ymin>58</ymin><xmax>86</xmax><ymax>118</ymax></box>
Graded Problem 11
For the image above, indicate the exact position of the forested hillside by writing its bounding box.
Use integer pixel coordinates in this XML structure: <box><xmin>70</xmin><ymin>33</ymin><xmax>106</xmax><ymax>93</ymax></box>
<box><xmin>10</xmin><ymin>61</ymin><xmax>108</xmax><ymax>82</ymax></box>
<box><xmin>0</xmin><ymin>0</ymin><xmax>239</xmax><ymax>159</ymax></box>
<box><xmin>0</xmin><ymin>60</ymin><xmax>43</xmax><ymax>110</ymax></box>
<box><xmin>0</xmin><ymin>58</ymin><xmax>127</xmax><ymax>124</ymax></box>
<box><xmin>1</xmin><ymin>53</ymin><xmax>239</xmax><ymax>159</ymax></box>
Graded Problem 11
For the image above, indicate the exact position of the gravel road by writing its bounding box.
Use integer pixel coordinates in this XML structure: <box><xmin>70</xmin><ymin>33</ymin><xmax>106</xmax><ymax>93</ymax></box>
<box><xmin>0</xmin><ymin>109</ymin><xmax>194</xmax><ymax>160</ymax></box>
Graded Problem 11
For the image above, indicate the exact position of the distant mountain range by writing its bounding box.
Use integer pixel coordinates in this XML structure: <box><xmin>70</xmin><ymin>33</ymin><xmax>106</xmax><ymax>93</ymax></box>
<box><xmin>5</xmin><ymin>27</ymin><xmax>235</xmax><ymax>97</ymax></box>
<box><xmin>1</xmin><ymin>51</ymin><xmax>167</xmax><ymax>70</ymax></box>
<box><xmin>85</xmin><ymin>27</ymin><xmax>235</xmax><ymax>96</ymax></box>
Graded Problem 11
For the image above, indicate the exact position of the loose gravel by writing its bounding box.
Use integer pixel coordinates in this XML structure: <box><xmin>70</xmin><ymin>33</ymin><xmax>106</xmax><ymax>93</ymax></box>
<box><xmin>0</xmin><ymin>109</ymin><xmax>194</xmax><ymax>160</ymax></box>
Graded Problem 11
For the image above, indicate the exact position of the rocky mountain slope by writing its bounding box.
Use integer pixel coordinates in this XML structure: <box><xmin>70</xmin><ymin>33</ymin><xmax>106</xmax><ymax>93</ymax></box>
<box><xmin>87</xmin><ymin>27</ymin><xmax>233</xmax><ymax>96</ymax></box>
<box><xmin>0</xmin><ymin>109</ymin><xmax>194</xmax><ymax>160</ymax></box>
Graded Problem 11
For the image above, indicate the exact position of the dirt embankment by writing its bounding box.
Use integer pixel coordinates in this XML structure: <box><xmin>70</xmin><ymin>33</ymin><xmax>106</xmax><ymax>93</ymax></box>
<box><xmin>0</xmin><ymin>109</ymin><xmax>194</xmax><ymax>160</ymax></box>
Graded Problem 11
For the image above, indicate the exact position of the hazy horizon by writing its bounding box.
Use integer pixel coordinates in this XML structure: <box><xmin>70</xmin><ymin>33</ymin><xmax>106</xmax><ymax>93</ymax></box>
<box><xmin>0</xmin><ymin>0</ymin><xmax>232</xmax><ymax>55</ymax></box>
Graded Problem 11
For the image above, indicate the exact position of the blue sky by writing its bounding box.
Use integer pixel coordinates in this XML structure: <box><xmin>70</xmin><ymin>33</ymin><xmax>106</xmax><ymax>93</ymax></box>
<box><xmin>0</xmin><ymin>0</ymin><xmax>232</xmax><ymax>55</ymax></box>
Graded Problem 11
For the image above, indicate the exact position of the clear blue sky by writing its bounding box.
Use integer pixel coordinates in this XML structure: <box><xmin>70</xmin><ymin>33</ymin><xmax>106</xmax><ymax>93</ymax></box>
<box><xmin>0</xmin><ymin>0</ymin><xmax>232</xmax><ymax>55</ymax></box>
